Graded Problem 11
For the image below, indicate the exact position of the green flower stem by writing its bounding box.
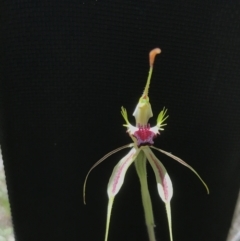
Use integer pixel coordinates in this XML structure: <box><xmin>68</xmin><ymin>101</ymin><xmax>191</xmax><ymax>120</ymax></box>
<box><xmin>135</xmin><ymin>150</ymin><xmax>156</xmax><ymax>241</ymax></box>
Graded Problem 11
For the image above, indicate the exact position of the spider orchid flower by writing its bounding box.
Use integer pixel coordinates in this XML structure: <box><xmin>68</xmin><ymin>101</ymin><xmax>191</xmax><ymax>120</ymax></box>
<box><xmin>83</xmin><ymin>48</ymin><xmax>209</xmax><ymax>241</ymax></box>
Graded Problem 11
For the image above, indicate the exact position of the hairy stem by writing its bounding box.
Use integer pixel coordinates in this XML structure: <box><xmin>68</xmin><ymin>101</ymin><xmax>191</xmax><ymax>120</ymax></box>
<box><xmin>135</xmin><ymin>151</ymin><xmax>156</xmax><ymax>241</ymax></box>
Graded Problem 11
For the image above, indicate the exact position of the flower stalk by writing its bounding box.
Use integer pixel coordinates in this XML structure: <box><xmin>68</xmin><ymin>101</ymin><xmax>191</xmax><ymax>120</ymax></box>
<box><xmin>135</xmin><ymin>151</ymin><xmax>155</xmax><ymax>241</ymax></box>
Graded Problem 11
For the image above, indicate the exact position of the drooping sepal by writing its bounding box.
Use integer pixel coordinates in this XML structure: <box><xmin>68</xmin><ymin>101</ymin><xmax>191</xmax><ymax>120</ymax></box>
<box><xmin>107</xmin><ymin>147</ymin><xmax>139</xmax><ymax>197</ymax></box>
<box><xmin>104</xmin><ymin>147</ymin><xmax>139</xmax><ymax>241</ymax></box>
<box><xmin>143</xmin><ymin>147</ymin><xmax>173</xmax><ymax>203</ymax></box>
<box><xmin>151</xmin><ymin>146</ymin><xmax>209</xmax><ymax>194</ymax></box>
<box><xmin>83</xmin><ymin>143</ymin><xmax>134</xmax><ymax>204</ymax></box>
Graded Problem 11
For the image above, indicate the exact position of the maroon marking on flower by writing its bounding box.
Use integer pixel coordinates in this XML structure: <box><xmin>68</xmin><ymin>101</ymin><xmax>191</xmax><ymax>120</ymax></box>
<box><xmin>133</xmin><ymin>124</ymin><xmax>156</xmax><ymax>147</ymax></box>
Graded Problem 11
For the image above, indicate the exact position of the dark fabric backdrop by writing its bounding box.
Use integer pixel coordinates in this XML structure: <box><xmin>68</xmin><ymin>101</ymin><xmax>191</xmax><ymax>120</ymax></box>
<box><xmin>1</xmin><ymin>1</ymin><xmax>240</xmax><ymax>241</ymax></box>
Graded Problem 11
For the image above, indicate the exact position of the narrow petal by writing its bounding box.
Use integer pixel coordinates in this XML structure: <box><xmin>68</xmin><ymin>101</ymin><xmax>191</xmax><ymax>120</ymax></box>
<box><xmin>105</xmin><ymin>147</ymin><xmax>139</xmax><ymax>241</ymax></box>
<box><xmin>83</xmin><ymin>143</ymin><xmax>134</xmax><ymax>204</ymax></box>
<box><xmin>143</xmin><ymin>147</ymin><xmax>173</xmax><ymax>241</ymax></box>
<box><xmin>151</xmin><ymin>146</ymin><xmax>209</xmax><ymax>194</ymax></box>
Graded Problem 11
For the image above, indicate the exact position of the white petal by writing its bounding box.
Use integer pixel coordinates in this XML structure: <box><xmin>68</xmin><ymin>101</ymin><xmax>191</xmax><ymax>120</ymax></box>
<box><xmin>104</xmin><ymin>147</ymin><xmax>139</xmax><ymax>241</ymax></box>
<box><xmin>143</xmin><ymin>147</ymin><xmax>173</xmax><ymax>203</ymax></box>
<box><xmin>151</xmin><ymin>146</ymin><xmax>209</xmax><ymax>194</ymax></box>
<box><xmin>107</xmin><ymin>147</ymin><xmax>139</xmax><ymax>198</ymax></box>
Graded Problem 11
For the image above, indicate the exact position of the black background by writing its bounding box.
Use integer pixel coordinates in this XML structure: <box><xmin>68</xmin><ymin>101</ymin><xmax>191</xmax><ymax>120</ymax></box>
<box><xmin>1</xmin><ymin>1</ymin><xmax>240</xmax><ymax>241</ymax></box>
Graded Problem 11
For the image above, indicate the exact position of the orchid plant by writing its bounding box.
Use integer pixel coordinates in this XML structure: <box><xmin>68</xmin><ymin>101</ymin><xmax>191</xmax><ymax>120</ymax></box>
<box><xmin>83</xmin><ymin>48</ymin><xmax>209</xmax><ymax>241</ymax></box>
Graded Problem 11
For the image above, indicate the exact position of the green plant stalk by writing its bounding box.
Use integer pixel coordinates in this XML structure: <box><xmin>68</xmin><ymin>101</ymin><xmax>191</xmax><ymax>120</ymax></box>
<box><xmin>135</xmin><ymin>150</ymin><xmax>156</xmax><ymax>241</ymax></box>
